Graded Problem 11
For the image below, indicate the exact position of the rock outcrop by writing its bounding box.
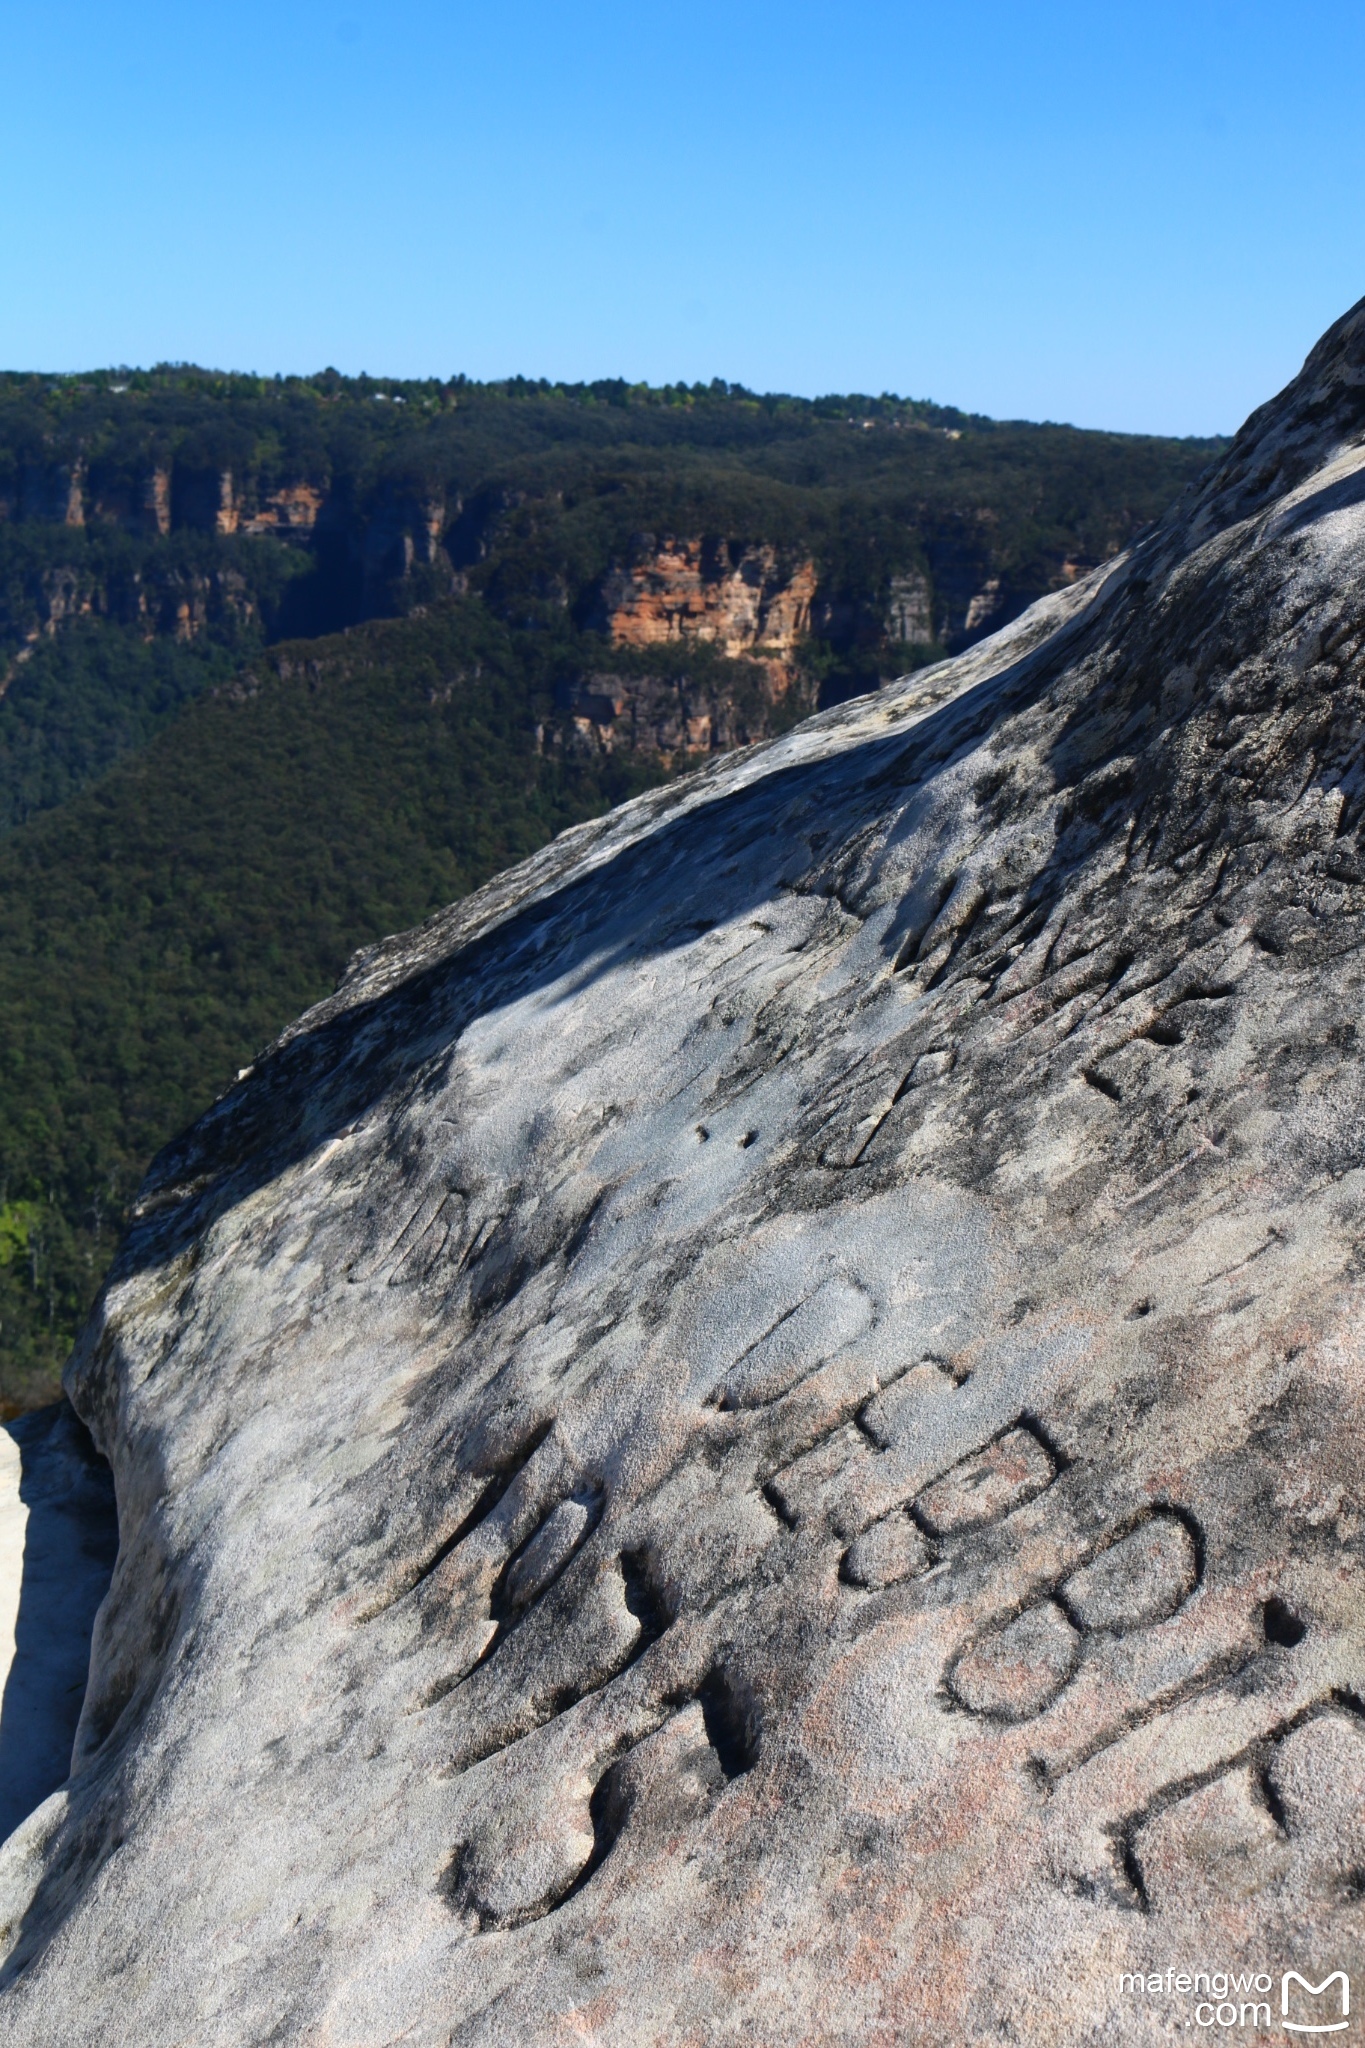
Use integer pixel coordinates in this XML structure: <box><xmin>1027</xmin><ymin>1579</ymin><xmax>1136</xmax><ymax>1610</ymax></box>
<box><xmin>555</xmin><ymin>540</ymin><xmax>823</xmax><ymax>762</ymax></box>
<box><xmin>0</xmin><ymin>557</ymin><xmax>273</xmax><ymax>688</ymax></box>
<box><xmin>9</xmin><ymin>304</ymin><xmax>1365</xmax><ymax>2042</ymax></box>
<box><xmin>554</xmin><ymin>658</ymin><xmax>818</xmax><ymax>765</ymax></box>
<box><xmin>593</xmin><ymin>537</ymin><xmax>818</xmax><ymax>668</ymax></box>
<box><xmin>884</xmin><ymin>567</ymin><xmax>936</xmax><ymax>647</ymax></box>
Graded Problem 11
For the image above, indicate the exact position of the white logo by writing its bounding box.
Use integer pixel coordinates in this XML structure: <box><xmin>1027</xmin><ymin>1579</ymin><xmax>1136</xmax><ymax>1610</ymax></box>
<box><xmin>1283</xmin><ymin>1971</ymin><xmax>1350</xmax><ymax>2034</ymax></box>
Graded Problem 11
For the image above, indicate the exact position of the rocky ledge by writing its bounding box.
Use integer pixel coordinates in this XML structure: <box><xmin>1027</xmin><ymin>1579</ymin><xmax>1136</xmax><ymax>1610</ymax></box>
<box><xmin>7</xmin><ymin>304</ymin><xmax>1365</xmax><ymax>2044</ymax></box>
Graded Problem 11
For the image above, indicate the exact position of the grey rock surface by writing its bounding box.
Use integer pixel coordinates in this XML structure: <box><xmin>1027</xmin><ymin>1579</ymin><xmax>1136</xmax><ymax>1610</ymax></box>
<box><xmin>8</xmin><ymin>303</ymin><xmax>1365</xmax><ymax>2042</ymax></box>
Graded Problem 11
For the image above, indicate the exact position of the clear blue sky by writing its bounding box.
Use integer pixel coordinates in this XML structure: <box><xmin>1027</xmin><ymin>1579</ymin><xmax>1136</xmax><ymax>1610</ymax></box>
<box><xmin>2</xmin><ymin>0</ymin><xmax>1362</xmax><ymax>435</ymax></box>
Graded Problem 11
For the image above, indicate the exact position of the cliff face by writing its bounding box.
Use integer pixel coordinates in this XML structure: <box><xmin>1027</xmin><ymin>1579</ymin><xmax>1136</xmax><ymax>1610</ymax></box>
<box><xmin>215</xmin><ymin>477</ymin><xmax>327</xmax><ymax>538</ymax></box>
<box><xmin>0</xmin><ymin>555</ymin><xmax>272</xmax><ymax>689</ymax></box>
<box><xmin>11</xmin><ymin>337</ymin><xmax>1342</xmax><ymax>2037</ymax></box>
<box><xmin>884</xmin><ymin>567</ymin><xmax>935</xmax><ymax>645</ymax></box>
<box><xmin>594</xmin><ymin>538</ymin><xmax>817</xmax><ymax>663</ymax></box>
<box><xmin>590</xmin><ymin>537</ymin><xmax>1021</xmax><ymax>691</ymax></box>
<box><xmin>554</xmin><ymin>658</ymin><xmax>818</xmax><ymax>765</ymax></box>
<box><xmin>8</xmin><ymin>463</ymin><xmax>334</xmax><ymax>543</ymax></box>
<box><xmin>0</xmin><ymin>470</ymin><xmax>1067</xmax><ymax>663</ymax></box>
<box><xmin>558</xmin><ymin>539</ymin><xmax>821</xmax><ymax>761</ymax></box>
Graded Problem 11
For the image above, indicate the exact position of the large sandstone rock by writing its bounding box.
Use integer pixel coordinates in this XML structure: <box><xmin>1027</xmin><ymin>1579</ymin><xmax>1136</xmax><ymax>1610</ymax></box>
<box><xmin>8</xmin><ymin>303</ymin><xmax>1365</xmax><ymax>2043</ymax></box>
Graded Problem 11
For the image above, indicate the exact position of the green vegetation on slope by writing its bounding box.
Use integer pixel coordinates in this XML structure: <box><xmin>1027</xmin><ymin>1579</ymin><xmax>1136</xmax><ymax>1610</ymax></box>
<box><xmin>0</xmin><ymin>600</ymin><xmax>667</xmax><ymax>1408</ymax></box>
<box><xmin>0</xmin><ymin>523</ymin><xmax>312</xmax><ymax>828</ymax></box>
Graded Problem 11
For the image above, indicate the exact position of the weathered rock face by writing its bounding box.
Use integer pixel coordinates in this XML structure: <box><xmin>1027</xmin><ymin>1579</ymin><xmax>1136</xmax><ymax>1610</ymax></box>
<box><xmin>0</xmin><ymin>557</ymin><xmax>272</xmax><ymax>691</ymax></box>
<box><xmin>594</xmin><ymin>537</ymin><xmax>818</xmax><ymax>665</ymax></box>
<box><xmin>22</xmin><ymin>460</ymin><xmax>87</xmax><ymax>529</ymax></box>
<box><xmin>561</xmin><ymin>540</ymin><xmax>822</xmax><ymax>761</ymax></box>
<box><xmin>884</xmin><ymin>567</ymin><xmax>936</xmax><ymax>647</ymax></box>
<box><xmin>555</xmin><ymin>659</ymin><xmax>819</xmax><ymax>765</ymax></box>
<box><xmin>216</xmin><ymin>477</ymin><xmax>329</xmax><ymax>539</ymax></box>
<box><xmin>10</xmin><ymin>304</ymin><xmax>1365</xmax><ymax>2042</ymax></box>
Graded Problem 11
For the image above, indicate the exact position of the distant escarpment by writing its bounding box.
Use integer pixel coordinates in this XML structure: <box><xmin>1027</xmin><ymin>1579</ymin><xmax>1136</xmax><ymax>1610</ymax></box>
<box><xmin>0</xmin><ymin>366</ymin><xmax>1221</xmax><ymax>731</ymax></box>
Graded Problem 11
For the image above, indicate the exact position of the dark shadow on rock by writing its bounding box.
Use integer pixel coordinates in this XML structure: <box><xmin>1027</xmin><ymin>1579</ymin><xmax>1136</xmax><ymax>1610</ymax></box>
<box><xmin>1263</xmin><ymin>457</ymin><xmax>1365</xmax><ymax>543</ymax></box>
<box><xmin>0</xmin><ymin>1403</ymin><xmax>118</xmax><ymax>1844</ymax></box>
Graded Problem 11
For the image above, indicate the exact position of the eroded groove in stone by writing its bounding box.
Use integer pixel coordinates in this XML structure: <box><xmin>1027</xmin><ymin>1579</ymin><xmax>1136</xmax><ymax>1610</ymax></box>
<box><xmin>500</xmin><ymin>1495</ymin><xmax>601</xmax><ymax>1616</ymax></box>
<box><xmin>447</xmin><ymin>1683</ymin><xmax>754</xmax><ymax>1933</ymax></box>
<box><xmin>949</xmin><ymin>1601</ymin><xmax>1081</xmax><ymax>1720</ymax></box>
<box><xmin>405</xmin><ymin>1416</ymin><xmax>557</xmax><ymax>1597</ymax></box>
<box><xmin>841</xmin><ymin>1511</ymin><xmax>933</xmax><ymax>1590</ymax></box>
<box><xmin>1060</xmin><ymin>1511</ymin><xmax>1201</xmax><ymax>1633</ymax></box>
<box><xmin>717</xmin><ymin>1278</ymin><xmax>875</xmax><ymax>1409</ymax></box>
<box><xmin>1117</xmin><ymin>1695</ymin><xmax>1365</xmax><ymax>1915</ymax></box>
<box><xmin>913</xmin><ymin>1423</ymin><xmax>1058</xmax><ymax>1536</ymax></box>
